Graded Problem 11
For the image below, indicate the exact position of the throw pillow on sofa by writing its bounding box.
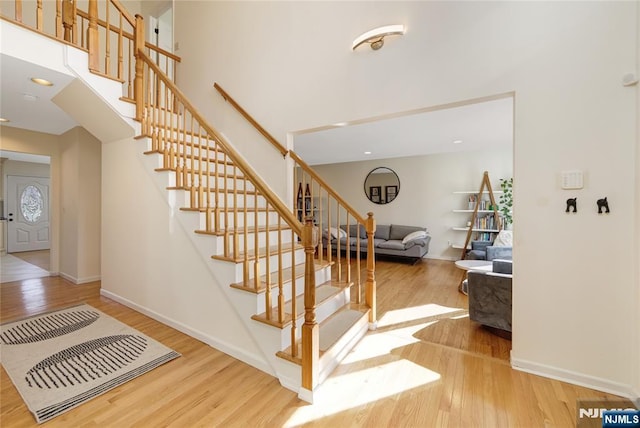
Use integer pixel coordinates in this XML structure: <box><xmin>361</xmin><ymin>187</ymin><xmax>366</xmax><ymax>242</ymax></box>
<box><xmin>402</xmin><ymin>230</ymin><xmax>428</xmax><ymax>245</ymax></box>
<box><xmin>493</xmin><ymin>230</ymin><xmax>513</xmax><ymax>246</ymax></box>
<box><xmin>327</xmin><ymin>227</ymin><xmax>347</xmax><ymax>239</ymax></box>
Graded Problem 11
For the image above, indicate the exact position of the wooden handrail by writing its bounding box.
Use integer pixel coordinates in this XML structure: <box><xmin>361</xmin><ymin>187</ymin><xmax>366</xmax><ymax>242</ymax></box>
<box><xmin>74</xmin><ymin>9</ymin><xmax>180</xmax><ymax>63</ymax></box>
<box><xmin>107</xmin><ymin>0</ymin><xmax>135</xmax><ymax>26</ymax></box>
<box><xmin>142</xmin><ymin>51</ymin><xmax>302</xmax><ymax>235</ymax></box>
<box><xmin>146</xmin><ymin>42</ymin><xmax>182</xmax><ymax>62</ymax></box>
<box><xmin>213</xmin><ymin>83</ymin><xmax>289</xmax><ymax>157</ymax></box>
<box><xmin>290</xmin><ymin>150</ymin><xmax>366</xmax><ymax>225</ymax></box>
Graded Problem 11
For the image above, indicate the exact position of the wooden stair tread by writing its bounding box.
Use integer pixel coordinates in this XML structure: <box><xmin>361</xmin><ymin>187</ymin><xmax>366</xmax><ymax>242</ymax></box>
<box><xmin>168</xmin><ymin>186</ymin><xmax>261</xmax><ymax>196</ymax></box>
<box><xmin>251</xmin><ymin>281</ymin><xmax>353</xmax><ymax>328</ymax></box>
<box><xmin>230</xmin><ymin>260</ymin><xmax>333</xmax><ymax>293</ymax></box>
<box><xmin>142</xmin><ymin>149</ymin><xmax>234</xmax><ymax>166</ymax></box>
<box><xmin>276</xmin><ymin>304</ymin><xmax>370</xmax><ymax>365</ymax></box>
<box><xmin>156</xmin><ymin>168</ymin><xmax>242</xmax><ymax>180</ymax></box>
<box><xmin>138</xmin><ymin>135</ymin><xmax>231</xmax><ymax>156</ymax></box>
<box><xmin>196</xmin><ymin>223</ymin><xmax>291</xmax><ymax>237</ymax></box>
<box><xmin>211</xmin><ymin>242</ymin><xmax>302</xmax><ymax>263</ymax></box>
<box><xmin>180</xmin><ymin>206</ymin><xmax>269</xmax><ymax>213</ymax></box>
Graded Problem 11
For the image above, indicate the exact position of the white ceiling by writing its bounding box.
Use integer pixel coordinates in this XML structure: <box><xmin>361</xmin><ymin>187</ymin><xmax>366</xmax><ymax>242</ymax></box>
<box><xmin>1</xmin><ymin>41</ymin><xmax>513</xmax><ymax>168</ymax></box>
<box><xmin>293</xmin><ymin>96</ymin><xmax>514</xmax><ymax>165</ymax></box>
<box><xmin>0</xmin><ymin>54</ymin><xmax>78</xmax><ymax>135</ymax></box>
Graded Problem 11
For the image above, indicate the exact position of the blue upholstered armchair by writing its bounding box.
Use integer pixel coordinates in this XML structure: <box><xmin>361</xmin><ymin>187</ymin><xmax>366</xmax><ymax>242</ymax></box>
<box><xmin>465</xmin><ymin>240</ymin><xmax>512</xmax><ymax>261</ymax></box>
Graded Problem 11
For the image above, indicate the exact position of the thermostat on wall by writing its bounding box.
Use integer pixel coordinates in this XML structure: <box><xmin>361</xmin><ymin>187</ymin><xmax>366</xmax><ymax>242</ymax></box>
<box><xmin>561</xmin><ymin>170</ymin><xmax>584</xmax><ymax>189</ymax></box>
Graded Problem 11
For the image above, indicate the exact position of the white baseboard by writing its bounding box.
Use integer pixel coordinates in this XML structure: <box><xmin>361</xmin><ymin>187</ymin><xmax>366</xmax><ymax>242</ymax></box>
<box><xmin>59</xmin><ymin>272</ymin><xmax>101</xmax><ymax>284</ymax></box>
<box><xmin>512</xmin><ymin>356</ymin><xmax>639</xmax><ymax>403</ymax></box>
<box><xmin>424</xmin><ymin>255</ymin><xmax>458</xmax><ymax>261</ymax></box>
<box><xmin>298</xmin><ymin>387</ymin><xmax>314</xmax><ymax>404</ymax></box>
<box><xmin>100</xmin><ymin>289</ymin><xmax>273</xmax><ymax>376</ymax></box>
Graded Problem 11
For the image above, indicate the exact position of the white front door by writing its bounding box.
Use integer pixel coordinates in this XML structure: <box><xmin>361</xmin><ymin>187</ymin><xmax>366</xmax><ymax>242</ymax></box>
<box><xmin>7</xmin><ymin>176</ymin><xmax>50</xmax><ymax>253</ymax></box>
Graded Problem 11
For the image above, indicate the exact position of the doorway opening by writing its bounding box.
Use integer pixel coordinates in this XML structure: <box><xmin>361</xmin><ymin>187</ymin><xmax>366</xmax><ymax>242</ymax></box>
<box><xmin>0</xmin><ymin>150</ymin><xmax>52</xmax><ymax>282</ymax></box>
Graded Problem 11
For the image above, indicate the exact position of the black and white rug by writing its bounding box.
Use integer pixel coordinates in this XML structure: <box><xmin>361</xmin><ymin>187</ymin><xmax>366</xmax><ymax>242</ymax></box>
<box><xmin>0</xmin><ymin>304</ymin><xmax>180</xmax><ymax>423</ymax></box>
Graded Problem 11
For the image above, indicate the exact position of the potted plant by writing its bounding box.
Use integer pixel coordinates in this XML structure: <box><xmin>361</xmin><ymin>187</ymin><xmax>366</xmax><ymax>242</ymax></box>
<box><xmin>499</xmin><ymin>177</ymin><xmax>513</xmax><ymax>229</ymax></box>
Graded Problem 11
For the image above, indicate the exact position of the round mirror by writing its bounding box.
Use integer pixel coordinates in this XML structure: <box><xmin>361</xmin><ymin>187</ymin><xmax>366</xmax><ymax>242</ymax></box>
<box><xmin>364</xmin><ymin>167</ymin><xmax>400</xmax><ymax>204</ymax></box>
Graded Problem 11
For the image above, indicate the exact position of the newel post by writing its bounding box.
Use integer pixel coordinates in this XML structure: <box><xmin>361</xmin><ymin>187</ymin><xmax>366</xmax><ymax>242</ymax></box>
<box><xmin>87</xmin><ymin>0</ymin><xmax>99</xmax><ymax>72</ymax></box>
<box><xmin>365</xmin><ymin>212</ymin><xmax>377</xmax><ymax>327</ymax></box>
<box><xmin>134</xmin><ymin>14</ymin><xmax>145</xmax><ymax>122</ymax></box>
<box><xmin>301</xmin><ymin>218</ymin><xmax>319</xmax><ymax>395</ymax></box>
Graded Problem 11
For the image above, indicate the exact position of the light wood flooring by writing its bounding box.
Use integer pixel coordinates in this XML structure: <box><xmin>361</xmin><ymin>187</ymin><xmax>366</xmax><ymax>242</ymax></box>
<box><xmin>9</xmin><ymin>249</ymin><xmax>50</xmax><ymax>271</ymax></box>
<box><xmin>0</xmin><ymin>257</ymin><xmax>631</xmax><ymax>427</ymax></box>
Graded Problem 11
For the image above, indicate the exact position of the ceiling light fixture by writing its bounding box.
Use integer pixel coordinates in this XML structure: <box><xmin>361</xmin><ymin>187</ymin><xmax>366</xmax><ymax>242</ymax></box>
<box><xmin>352</xmin><ymin>24</ymin><xmax>405</xmax><ymax>51</ymax></box>
<box><xmin>364</xmin><ymin>151</ymin><xmax>372</xmax><ymax>155</ymax></box>
<box><xmin>453</xmin><ymin>140</ymin><xmax>463</xmax><ymax>144</ymax></box>
<box><xmin>0</xmin><ymin>118</ymin><xmax>10</xmax><ymax>123</ymax></box>
<box><xmin>23</xmin><ymin>93</ymin><xmax>39</xmax><ymax>101</ymax></box>
<box><xmin>30</xmin><ymin>77</ymin><xmax>53</xmax><ymax>86</ymax></box>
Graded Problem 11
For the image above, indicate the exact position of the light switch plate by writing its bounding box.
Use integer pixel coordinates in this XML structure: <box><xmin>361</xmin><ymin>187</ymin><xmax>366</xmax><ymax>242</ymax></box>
<box><xmin>561</xmin><ymin>170</ymin><xmax>584</xmax><ymax>189</ymax></box>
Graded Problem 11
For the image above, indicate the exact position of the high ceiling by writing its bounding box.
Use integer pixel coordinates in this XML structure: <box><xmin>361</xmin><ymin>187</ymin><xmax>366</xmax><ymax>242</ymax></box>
<box><xmin>293</xmin><ymin>96</ymin><xmax>514</xmax><ymax>166</ymax></box>
<box><xmin>1</xmin><ymin>35</ymin><xmax>513</xmax><ymax>168</ymax></box>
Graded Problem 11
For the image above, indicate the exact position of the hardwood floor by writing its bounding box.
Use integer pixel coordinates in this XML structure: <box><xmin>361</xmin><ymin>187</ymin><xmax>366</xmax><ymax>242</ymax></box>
<box><xmin>9</xmin><ymin>249</ymin><xmax>50</xmax><ymax>271</ymax></box>
<box><xmin>0</xmin><ymin>258</ymin><xmax>630</xmax><ymax>427</ymax></box>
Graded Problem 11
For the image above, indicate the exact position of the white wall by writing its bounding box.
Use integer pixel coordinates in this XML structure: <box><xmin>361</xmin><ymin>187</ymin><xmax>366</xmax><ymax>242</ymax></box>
<box><xmin>175</xmin><ymin>1</ymin><xmax>639</xmax><ymax>400</ymax></box>
<box><xmin>311</xmin><ymin>148</ymin><xmax>512</xmax><ymax>260</ymax></box>
<box><xmin>59</xmin><ymin>127</ymin><xmax>101</xmax><ymax>283</ymax></box>
<box><xmin>101</xmin><ymin>137</ymin><xmax>264</xmax><ymax>365</ymax></box>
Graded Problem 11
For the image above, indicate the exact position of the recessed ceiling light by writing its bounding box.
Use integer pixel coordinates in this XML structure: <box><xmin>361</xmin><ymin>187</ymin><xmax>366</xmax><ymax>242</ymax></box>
<box><xmin>30</xmin><ymin>77</ymin><xmax>53</xmax><ymax>86</ymax></box>
<box><xmin>453</xmin><ymin>140</ymin><xmax>463</xmax><ymax>144</ymax></box>
<box><xmin>23</xmin><ymin>93</ymin><xmax>39</xmax><ymax>101</ymax></box>
<box><xmin>364</xmin><ymin>151</ymin><xmax>372</xmax><ymax>155</ymax></box>
<box><xmin>0</xmin><ymin>118</ymin><xmax>10</xmax><ymax>123</ymax></box>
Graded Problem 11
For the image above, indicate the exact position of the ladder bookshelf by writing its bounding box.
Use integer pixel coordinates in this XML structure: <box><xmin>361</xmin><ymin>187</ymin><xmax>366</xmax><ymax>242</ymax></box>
<box><xmin>458</xmin><ymin>171</ymin><xmax>502</xmax><ymax>260</ymax></box>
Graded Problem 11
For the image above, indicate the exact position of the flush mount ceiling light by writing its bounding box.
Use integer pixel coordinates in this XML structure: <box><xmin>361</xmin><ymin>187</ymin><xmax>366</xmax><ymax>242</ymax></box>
<box><xmin>0</xmin><ymin>118</ymin><xmax>10</xmax><ymax>123</ymax></box>
<box><xmin>30</xmin><ymin>77</ymin><xmax>53</xmax><ymax>86</ymax></box>
<box><xmin>352</xmin><ymin>24</ymin><xmax>405</xmax><ymax>51</ymax></box>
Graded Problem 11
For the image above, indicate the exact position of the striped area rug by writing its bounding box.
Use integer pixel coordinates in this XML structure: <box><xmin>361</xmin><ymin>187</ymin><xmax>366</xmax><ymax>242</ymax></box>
<box><xmin>0</xmin><ymin>304</ymin><xmax>180</xmax><ymax>423</ymax></box>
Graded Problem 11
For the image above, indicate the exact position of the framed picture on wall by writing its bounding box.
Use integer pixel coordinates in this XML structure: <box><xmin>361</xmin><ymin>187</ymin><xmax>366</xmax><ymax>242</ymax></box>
<box><xmin>370</xmin><ymin>186</ymin><xmax>381</xmax><ymax>203</ymax></box>
<box><xmin>385</xmin><ymin>185</ymin><xmax>398</xmax><ymax>203</ymax></box>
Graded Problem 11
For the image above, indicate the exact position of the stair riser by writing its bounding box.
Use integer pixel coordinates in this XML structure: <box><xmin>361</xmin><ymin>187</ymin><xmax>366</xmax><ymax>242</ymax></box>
<box><xmin>253</xmin><ymin>266</ymin><xmax>333</xmax><ymax>315</ymax></box>
<box><xmin>142</xmin><ymin>135</ymin><xmax>239</xmax><ymax>171</ymax></box>
<box><xmin>229</xmin><ymin>248</ymin><xmax>306</xmax><ymax>280</ymax></box>
<box><xmin>199</xmin><ymin>211</ymin><xmax>284</xmax><ymax>231</ymax></box>
<box><xmin>173</xmin><ymin>189</ymin><xmax>268</xmax><ymax>210</ymax></box>
<box><xmin>150</xmin><ymin>140</ymin><xmax>238</xmax><ymax>168</ymax></box>
<box><xmin>178</xmin><ymin>175</ymin><xmax>256</xmax><ymax>194</ymax></box>
<box><xmin>275</xmin><ymin>288</ymin><xmax>351</xmax><ymax>350</ymax></box>
<box><xmin>294</xmin><ymin>288</ymin><xmax>350</xmax><ymax>332</ymax></box>
<box><xmin>210</xmin><ymin>230</ymin><xmax>296</xmax><ymax>255</ymax></box>
<box><xmin>318</xmin><ymin>314</ymin><xmax>369</xmax><ymax>384</ymax></box>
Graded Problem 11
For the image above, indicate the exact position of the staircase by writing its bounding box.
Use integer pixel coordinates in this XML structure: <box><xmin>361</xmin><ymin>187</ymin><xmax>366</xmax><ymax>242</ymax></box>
<box><xmin>0</xmin><ymin>0</ymin><xmax>377</xmax><ymax>402</ymax></box>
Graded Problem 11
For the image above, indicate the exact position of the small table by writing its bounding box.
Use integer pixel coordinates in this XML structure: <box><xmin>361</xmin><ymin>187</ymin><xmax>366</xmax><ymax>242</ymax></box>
<box><xmin>454</xmin><ymin>260</ymin><xmax>493</xmax><ymax>295</ymax></box>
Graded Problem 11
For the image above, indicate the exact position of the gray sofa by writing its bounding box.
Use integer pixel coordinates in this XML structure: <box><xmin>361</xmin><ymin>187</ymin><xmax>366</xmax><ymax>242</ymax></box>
<box><xmin>323</xmin><ymin>224</ymin><xmax>431</xmax><ymax>263</ymax></box>
<box><xmin>468</xmin><ymin>259</ymin><xmax>513</xmax><ymax>333</ymax></box>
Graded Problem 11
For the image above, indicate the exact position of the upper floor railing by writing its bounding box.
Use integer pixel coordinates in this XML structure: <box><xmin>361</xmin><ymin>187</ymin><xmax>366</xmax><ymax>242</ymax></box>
<box><xmin>0</xmin><ymin>0</ymin><xmax>180</xmax><ymax>101</ymax></box>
